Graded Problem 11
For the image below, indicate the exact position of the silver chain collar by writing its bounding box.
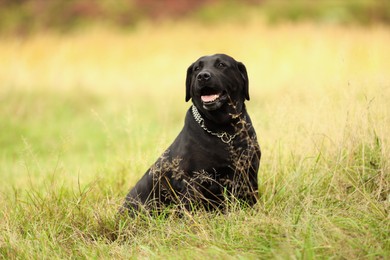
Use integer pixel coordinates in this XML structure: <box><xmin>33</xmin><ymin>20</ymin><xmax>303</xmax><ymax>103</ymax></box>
<box><xmin>191</xmin><ymin>105</ymin><xmax>240</xmax><ymax>144</ymax></box>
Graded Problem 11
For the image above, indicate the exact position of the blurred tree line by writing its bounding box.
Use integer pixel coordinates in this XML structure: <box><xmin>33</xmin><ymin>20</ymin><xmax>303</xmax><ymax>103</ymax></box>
<box><xmin>0</xmin><ymin>0</ymin><xmax>389</xmax><ymax>34</ymax></box>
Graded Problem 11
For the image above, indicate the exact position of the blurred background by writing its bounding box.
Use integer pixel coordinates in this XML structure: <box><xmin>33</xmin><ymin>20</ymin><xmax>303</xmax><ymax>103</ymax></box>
<box><xmin>0</xmin><ymin>0</ymin><xmax>389</xmax><ymax>34</ymax></box>
<box><xmin>1</xmin><ymin>0</ymin><xmax>389</xmax><ymax>91</ymax></box>
<box><xmin>1</xmin><ymin>0</ymin><xmax>389</xmax><ymax>186</ymax></box>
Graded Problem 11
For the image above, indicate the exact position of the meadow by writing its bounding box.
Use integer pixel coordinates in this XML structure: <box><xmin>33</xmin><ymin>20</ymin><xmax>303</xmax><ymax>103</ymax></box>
<box><xmin>0</xmin><ymin>19</ymin><xmax>389</xmax><ymax>258</ymax></box>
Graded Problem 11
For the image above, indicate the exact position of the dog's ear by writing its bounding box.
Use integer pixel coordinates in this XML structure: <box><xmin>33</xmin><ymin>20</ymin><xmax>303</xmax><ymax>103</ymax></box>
<box><xmin>237</xmin><ymin>62</ymin><xmax>250</xmax><ymax>101</ymax></box>
<box><xmin>185</xmin><ymin>63</ymin><xmax>194</xmax><ymax>102</ymax></box>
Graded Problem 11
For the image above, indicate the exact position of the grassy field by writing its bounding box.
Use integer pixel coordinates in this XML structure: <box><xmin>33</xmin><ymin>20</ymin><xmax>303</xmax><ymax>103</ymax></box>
<box><xmin>0</xmin><ymin>20</ymin><xmax>389</xmax><ymax>258</ymax></box>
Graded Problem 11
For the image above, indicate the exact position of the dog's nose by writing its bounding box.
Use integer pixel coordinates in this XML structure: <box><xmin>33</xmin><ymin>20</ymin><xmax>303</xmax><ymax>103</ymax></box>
<box><xmin>197</xmin><ymin>71</ymin><xmax>211</xmax><ymax>82</ymax></box>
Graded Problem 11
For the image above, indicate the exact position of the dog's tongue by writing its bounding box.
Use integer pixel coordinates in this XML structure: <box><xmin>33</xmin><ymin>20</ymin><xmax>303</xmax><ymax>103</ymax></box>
<box><xmin>201</xmin><ymin>94</ymin><xmax>219</xmax><ymax>103</ymax></box>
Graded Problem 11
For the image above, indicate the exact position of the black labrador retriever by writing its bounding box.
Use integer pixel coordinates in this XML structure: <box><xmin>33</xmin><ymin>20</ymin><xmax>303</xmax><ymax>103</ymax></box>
<box><xmin>121</xmin><ymin>54</ymin><xmax>261</xmax><ymax>215</ymax></box>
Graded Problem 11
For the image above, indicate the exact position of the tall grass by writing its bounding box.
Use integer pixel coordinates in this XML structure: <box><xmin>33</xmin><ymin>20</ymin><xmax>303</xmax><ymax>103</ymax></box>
<box><xmin>0</xmin><ymin>20</ymin><xmax>389</xmax><ymax>258</ymax></box>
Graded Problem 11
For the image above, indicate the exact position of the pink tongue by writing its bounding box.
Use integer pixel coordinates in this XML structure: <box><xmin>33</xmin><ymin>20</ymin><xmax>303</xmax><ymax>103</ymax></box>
<box><xmin>201</xmin><ymin>94</ymin><xmax>219</xmax><ymax>103</ymax></box>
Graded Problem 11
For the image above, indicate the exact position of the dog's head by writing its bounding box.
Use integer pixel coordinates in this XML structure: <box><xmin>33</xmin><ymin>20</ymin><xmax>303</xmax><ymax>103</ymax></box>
<box><xmin>185</xmin><ymin>54</ymin><xmax>249</xmax><ymax>123</ymax></box>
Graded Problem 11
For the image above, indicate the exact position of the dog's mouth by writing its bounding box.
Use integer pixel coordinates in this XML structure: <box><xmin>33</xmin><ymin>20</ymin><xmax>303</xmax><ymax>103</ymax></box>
<box><xmin>200</xmin><ymin>87</ymin><xmax>228</xmax><ymax>110</ymax></box>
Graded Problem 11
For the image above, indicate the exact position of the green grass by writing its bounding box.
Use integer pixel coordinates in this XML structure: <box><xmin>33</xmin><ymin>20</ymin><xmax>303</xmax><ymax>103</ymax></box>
<box><xmin>0</xmin><ymin>21</ymin><xmax>389</xmax><ymax>258</ymax></box>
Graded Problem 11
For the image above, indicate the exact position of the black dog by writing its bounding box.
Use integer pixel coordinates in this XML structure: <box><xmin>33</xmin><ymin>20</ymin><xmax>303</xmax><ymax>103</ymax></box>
<box><xmin>121</xmin><ymin>54</ymin><xmax>261</xmax><ymax>215</ymax></box>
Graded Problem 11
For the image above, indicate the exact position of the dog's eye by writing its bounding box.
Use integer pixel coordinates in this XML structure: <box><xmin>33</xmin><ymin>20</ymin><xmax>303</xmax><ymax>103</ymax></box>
<box><xmin>194</xmin><ymin>66</ymin><xmax>200</xmax><ymax>72</ymax></box>
<box><xmin>217</xmin><ymin>62</ymin><xmax>226</xmax><ymax>68</ymax></box>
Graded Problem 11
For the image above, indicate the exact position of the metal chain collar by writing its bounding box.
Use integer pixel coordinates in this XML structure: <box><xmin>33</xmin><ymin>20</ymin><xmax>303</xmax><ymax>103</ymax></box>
<box><xmin>191</xmin><ymin>105</ymin><xmax>239</xmax><ymax>144</ymax></box>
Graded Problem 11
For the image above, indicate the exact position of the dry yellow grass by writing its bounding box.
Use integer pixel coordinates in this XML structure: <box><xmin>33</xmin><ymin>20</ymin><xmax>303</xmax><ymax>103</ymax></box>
<box><xmin>1</xmin><ymin>20</ymin><xmax>389</xmax><ymax>92</ymax></box>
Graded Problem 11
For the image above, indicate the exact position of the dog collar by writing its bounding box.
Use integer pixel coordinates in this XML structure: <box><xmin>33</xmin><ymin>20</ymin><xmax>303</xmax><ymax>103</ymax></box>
<box><xmin>191</xmin><ymin>105</ymin><xmax>239</xmax><ymax>144</ymax></box>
